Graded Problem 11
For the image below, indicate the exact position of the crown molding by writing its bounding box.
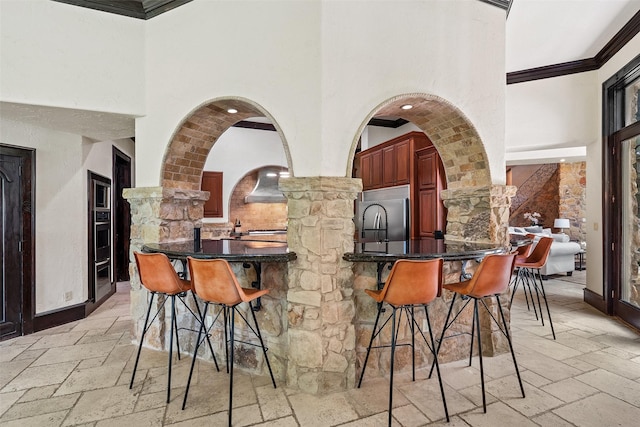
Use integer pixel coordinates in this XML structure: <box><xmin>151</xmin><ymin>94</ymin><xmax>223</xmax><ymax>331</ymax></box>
<box><xmin>507</xmin><ymin>10</ymin><xmax>640</xmax><ymax>84</ymax></box>
<box><xmin>51</xmin><ymin>0</ymin><xmax>193</xmax><ymax>20</ymax></box>
<box><xmin>478</xmin><ymin>0</ymin><xmax>510</xmax><ymax>11</ymax></box>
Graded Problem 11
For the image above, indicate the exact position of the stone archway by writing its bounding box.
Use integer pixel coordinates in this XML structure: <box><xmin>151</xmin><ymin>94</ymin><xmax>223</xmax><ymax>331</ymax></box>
<box><xmin>354</xmin><ymin>93</ymin><xmax>514</xmax><ymax>244</ymax></box>
<box><xmin>161</xmin><ymin>97</ymin><xmax>292</xmax><ymax>190</ymax></box>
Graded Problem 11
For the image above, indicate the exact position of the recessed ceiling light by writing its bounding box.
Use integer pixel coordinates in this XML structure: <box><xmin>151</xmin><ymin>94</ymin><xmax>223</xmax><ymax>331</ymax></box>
<box><xmin>560</xmin><ymin>158</ymin><xmax>566</xmax><ymax>162</ymax></box>
<box><xmin>227</xmin><ymin>108</ymin><xmax>238</xmax><ymax>114</ymax></box>
<box><xmin>401</xmin><ymin>104</ymin><xmax>413</xmax><ymax>110</ymax></box>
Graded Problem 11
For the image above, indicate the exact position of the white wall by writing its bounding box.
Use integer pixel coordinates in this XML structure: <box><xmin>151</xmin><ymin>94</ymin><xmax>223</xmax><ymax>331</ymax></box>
<box><xmin>505</xmin><ymin>32</ymin><xmax>640</xmax><ymax>297</ymax></box>
<box><xmin>321</xmin><ymin>0</ymin><xmax>506</xmax><ymax>182</ymax></box>
<box><xmin>137</xmin><ymin>0</ymin><xmax>322</xmax><ymax>186</ymax></box>
<box><xmin>1</xmin><ymin>117</ymin><xmax>134</xmax><ymax>313</ymax></box>
<box><xmin>0</xmin><ymin>0</ymin><xmax>145</xmax><ymax>115</ymax></box>
<box><xmin>587</xmin><ymin>32</ymin><xmax>640</xmax><ymax>296</ymax></box>
<box><xmin>361</xmin><ymin>123</ymin><xmax>422</xmax><ymax>151</ymax></box>
<box><xmin>136</xmin><ymin>0</ymin><xmax>507</xmax><ymax>185</ymax></box>
<box><xmin>203</xmin><ymin>126</ymin><xmax>287</xmax><ymax>222</ymax></box>
<box><xmin>506</xmin><ymin>72</ymin><xmax>599</xmax><ymax>152</ymax></box>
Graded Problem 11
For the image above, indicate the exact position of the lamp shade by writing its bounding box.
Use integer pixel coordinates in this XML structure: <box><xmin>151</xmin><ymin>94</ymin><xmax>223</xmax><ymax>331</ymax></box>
<box><xmin>554</xmin><ymin>218</ymin><xmax>570</xmax><ymax>229</ymax></box>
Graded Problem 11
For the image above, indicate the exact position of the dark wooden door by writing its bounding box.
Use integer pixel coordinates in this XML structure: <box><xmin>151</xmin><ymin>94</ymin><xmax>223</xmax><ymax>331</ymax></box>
<box><xmin>1</xmin><ymin>145</ymin><xmax>34</xmax><ymax>340</ymax></box>
<box><xmin>202</xmin><ymin>171</ymin><xmax>223</xmax><ymax>217</ymax></box>
<box><xmin>113</xmin><ymin>148</ymin><xmax>131</xmax><ymax>282</ymax></box>
<box><xmin>416</xmin><ymin>147</ymin><xmax>446</xmax><ymax>238</ymax></box>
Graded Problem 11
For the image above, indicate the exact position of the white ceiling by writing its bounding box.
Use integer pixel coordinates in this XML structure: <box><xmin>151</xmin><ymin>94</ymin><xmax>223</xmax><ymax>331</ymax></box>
<box><xmin>2</xmin><ymin>1</ymin><xmax>638</xmax><ymax>144</ymax></box>
<box><xmin>506</xmin><ymin>0</ymin><xmax>640</xmax><ymax>72</ymax></box>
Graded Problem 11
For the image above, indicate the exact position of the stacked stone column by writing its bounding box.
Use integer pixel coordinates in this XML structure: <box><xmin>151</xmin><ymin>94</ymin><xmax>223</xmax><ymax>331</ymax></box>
<box><xmin>122</xmin><ymin>187</ymin><xmax>208</xmax><ymax>352</ymax></box>
<box><xmin>279</xmin><ymin>177</ymin><xmax>362</xmax><ymax>394</ymax></box>
<box><xmin>441</xmin><ymin>185</ymin><xmax>517</xmax><ymax>356</ymax></box>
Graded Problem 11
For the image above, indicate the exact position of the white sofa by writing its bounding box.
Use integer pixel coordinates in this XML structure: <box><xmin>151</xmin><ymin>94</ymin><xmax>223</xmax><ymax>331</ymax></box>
<box><xmin>509</xmin><ymin>226</ymin><xmax>582</xmax><ymax>277</ymax></box>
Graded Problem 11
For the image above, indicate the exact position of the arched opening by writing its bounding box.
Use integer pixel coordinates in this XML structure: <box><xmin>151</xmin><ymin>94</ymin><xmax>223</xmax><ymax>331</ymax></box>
<box><xmin>352</xmin><ymin>93</ymin><xmax>491</xmax><ymax>190</ymax></box>
<box><xmin>227</xmin><ymin>166</ymin><xmax>289</xmax><ymax>236</ymax></box>
<box><xmin>161</xmin><ymin>97</ymin><xmax>292</xmax><ymax>191</ymax></box>
<box><xmin>350</xmin><ymin>93</ymin><xmax>496</xmax><ymax>243</ymax></box>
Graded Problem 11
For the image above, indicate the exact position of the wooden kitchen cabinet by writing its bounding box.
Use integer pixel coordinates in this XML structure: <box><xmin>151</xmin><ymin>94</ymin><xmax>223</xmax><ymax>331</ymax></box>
<box><xmin>356</xmin><ymin>132</ymin><xmax>428</xmax><ymax>191</ymax></box>
<box><xmin>201</xmin><ymin>171</ymin><xmax>223</xmax><ymax>218</ymax></box>
<box><xmin>416</xmin><ymin>146</ymin><xmax>446</xmax><ymax>239</ymax></box>
<box><xmin>354</xmin><ymin>131</ymin><xmax>445</xmax><ymax>239</ymax></box>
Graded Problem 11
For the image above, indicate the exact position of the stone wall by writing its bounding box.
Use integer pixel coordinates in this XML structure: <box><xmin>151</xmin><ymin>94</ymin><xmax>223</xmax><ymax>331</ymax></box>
<box><xmin>124</xmin><ymin>182</ymin><xmax>517</xmax><ymax>394</ymax></box>
<box><xmin>558</xmin><ymin>162</ymin><xmax>587</xmax><ymax>242</ymax></box>
<box><xmin>123</xmin><ymin>187</ymin><xmax>290</xmax><ymax>380</ymax></box>
<box><xmin>228</xmin><ymin>170</ymin><xmax>288</xmax><ymax>232</ymax></box>
<box><xmin>279</xmin><ymin>177</ymin><xmax>361</xmax><ymax>394</ymax></box>
<box><xmin>509</xmin><ymin>164</ymin><xmax>559</xmax><ymax>229</ymax></box>
<box><xmin>623</xmin><ymin>144</ymin><xmax>640</xmax><ymax>309</ymax></box>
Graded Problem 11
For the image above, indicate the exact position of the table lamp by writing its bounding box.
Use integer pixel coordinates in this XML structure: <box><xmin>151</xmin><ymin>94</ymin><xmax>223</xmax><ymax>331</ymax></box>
<box><xmin>554</xmin><ymin>218</ymin><xmax>570</xmax><ymax>234</ymax></box>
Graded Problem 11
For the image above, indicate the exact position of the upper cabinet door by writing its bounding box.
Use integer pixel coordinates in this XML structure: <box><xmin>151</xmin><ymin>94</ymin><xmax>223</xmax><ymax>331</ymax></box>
<box><xmin>370</xmin><ymin>150</ymin><xmax>383</xmax><ymax>188</ymax></box>
<box><xmin>394</xmin><ymin>140</ymin><xmax>411</xmax><ymax>184</ymax></box>
<box><xmin>417</xmin><ymin>148</ymin><xmax>439</xmax><ymax>189</ymax></box>
<box><xmin>382</xmin><ymin>145</ymin><xmax>396</xmax><ymax>186</ymax></box>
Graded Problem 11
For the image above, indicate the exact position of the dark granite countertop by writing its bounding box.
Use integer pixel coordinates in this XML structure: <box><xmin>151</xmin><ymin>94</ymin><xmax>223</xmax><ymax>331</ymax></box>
<box><xmin>343</xmin><ymin>238</ymin><xmax>507</xmax><ymax>263</ymax></box>
<box><xmin>143</xmin><ymin>239</ymin><xmax>296</xmax><ymax>263</ymax></box>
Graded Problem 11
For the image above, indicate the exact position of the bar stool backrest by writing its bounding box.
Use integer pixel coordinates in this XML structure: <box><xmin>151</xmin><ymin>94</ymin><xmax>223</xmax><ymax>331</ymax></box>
<box><xmin>513</xmin><ymin>242</ymin><xmax>533</xmax><ymax>258</ymax></box>
<box><xmin>379</xmin><ymin>258</ymin><xmax>443</xmax><ymax>306</ymax></box>
<box><xmin>134</xmin><ymin>252</ymin><xmax>190</xmax><ymax>294</ymax></box>
<box><xmin>521</xmin><ymin>236</ymin><xmax>553</xmax><ymax>268</ymax></box>
<box><xmin>187</xmin><ymin>257</ymin><xmax>245</xmax><ymax>305</ymax></box>
<box><xmin>465</xmin><ymin>253</ymin><xmax>517</xmax><ymax>298</ymax></box>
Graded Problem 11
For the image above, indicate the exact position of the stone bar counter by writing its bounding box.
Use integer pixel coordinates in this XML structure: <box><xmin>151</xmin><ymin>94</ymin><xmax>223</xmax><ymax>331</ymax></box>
<box><xmin>345</xmin><ymin>238</ymin><xmax>510</xmax><ymax>385</ymax></box>
<box><xmin>140</xmin><ymin>236</ymin><xmax>509</xmax><ymax>394</ymax></box>
<box><xmin>124</xmin><ymin>180</ymin><xmax>517</xmax><ymax>395</ymax></box>
<box><xmin>141</xmin><ymin>239</ymin><xmax>296</xmax><ymax>385</ymax></box>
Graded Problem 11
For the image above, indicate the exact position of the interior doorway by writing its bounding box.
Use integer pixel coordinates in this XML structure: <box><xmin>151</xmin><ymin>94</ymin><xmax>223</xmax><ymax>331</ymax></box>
<box><xmin>113</xmin><ymin>147</ymin><xmax>132</xmax><ymax>282</ymax></box>
<box><xmin>0</xmin><ymin>144</ymin><xmax>35</xmax><ymax>340</ymax></box>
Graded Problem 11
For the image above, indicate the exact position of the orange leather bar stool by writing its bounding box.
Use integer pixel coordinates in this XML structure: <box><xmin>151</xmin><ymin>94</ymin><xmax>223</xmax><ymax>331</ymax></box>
<box><xmin>182</xmin><ymin>257</ymin><xmax>276</xmax><ymax>427</ymax></box>
<box><xmin>431</xmin><ymin>253</ymin><xmax>524</xmax><ymax>413</ymax></box>
<box><xmin>510</xmin><ymin>241</ymin><xmax>535</xmax><ymax>313</ymax></box>
<box><xmin>130</xmin><ymin>252</ymin><xmax>219</xmax><ymax>403</ymax></box>
<box><xmin>358</xmin><ymin>258</ymin><xmax>449</xmax><ymax>426</ymax></box>
<box><xmin>510</xmin><ymin>237</ymin><xmax>556</xmax><ymax>339</ymax></box>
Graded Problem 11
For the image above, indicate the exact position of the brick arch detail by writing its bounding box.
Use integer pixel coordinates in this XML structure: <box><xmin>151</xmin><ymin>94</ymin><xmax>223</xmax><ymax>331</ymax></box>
<box><xmin>353</xmin><ymin>93</ymin><xmax>492</xmax><ymax>189</ymax></box>
<box><xmin>161</xmin><ymin>97</ymin><xmax>292</xmax><ymax>190</ymax></box>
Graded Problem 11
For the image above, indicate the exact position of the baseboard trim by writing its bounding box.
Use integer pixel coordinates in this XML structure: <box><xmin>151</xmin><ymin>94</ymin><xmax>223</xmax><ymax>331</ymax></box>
<box><xmin>583</xmin><ymin>288</ymin><xmax>607</xmax><ymax>314</ymax></box>
<box><xmin>33</xmin><ymin>303</ymin><xmax>87</xmax><ymax>332</ymax></box>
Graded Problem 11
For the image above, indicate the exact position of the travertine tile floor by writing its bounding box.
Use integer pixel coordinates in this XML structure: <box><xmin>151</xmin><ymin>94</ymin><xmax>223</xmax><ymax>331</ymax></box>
<box><xmin>1</xmin><ymin>270</ymin><xmax>639</xmax><ymax>426</ymax></box>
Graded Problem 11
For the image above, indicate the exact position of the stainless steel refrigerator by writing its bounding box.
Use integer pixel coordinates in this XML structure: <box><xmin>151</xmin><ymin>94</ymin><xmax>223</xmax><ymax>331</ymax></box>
<box><xmin>355</xmin><ymin>185</ymin><xmax>410</xmax><ymax>241</ymax></box>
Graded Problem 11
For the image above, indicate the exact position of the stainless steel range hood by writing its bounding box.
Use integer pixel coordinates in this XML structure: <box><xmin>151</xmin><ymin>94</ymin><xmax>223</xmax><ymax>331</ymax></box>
<box><xmin>244</xmin><ymin>166</ymin><xmax>287</xmax><ymax>203</ymax></box>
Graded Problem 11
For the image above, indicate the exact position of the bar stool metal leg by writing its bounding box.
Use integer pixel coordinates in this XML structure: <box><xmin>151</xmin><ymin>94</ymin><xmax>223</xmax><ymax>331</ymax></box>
<box><xmin>228</xmin><ymin>307</ymin><xmax>236</xmax><ymax>427</ymax></box>
<box><xmin>167</xmin><ymin>295</ymin><xmax>176</xmax><ymax>403</ymax></box>
<box><xmin>388</xmin><ymin>307</ymin><xmax>397</xmax><ymax>426</ymax></box>
<box><xmin>249</xmin><ymin>306</ymin><xmax>276</xmax><ymax>388</ymax></box>
<box><xmin>357</xmin><ymin>302</ymin><xmax>384</xmax><ymax>388</ymax></box>
<box><xmin>473</xmin><ymin>299</ymin><xmax>486</xmax><ymax>413</ymax></box>
<box><xmin>424</xmin><ymin>305</ymin><xmax>449</xmax><ymax>422</ymax></box>
<box><xmin>496</xmin><ymin>295</ymin><xmax>525</xmax><ymax>398</ymax></box>
<box><xmin>182</xmin><ymin>301</ymin><xmax>207</xmax><ymax>410</ymax></box>
<box><xmin>191</xmin><ymin>292</ymin><xmax>219</xmax><ymax>371</ymax></box>
<box><xmin>130</xmin><ymin>292</ymin><xmax>155</xmax><ymax>390</ymax></box>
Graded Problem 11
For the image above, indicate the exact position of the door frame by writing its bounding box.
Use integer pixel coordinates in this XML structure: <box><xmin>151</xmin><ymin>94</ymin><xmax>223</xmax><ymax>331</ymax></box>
<box><xmin>601</xmin><ymin>54</ymin><xmax>640</xmax><ymax>329</ymax></box>
<box><xmin>112</xmin><ymin>146</ymin><xmax>132</xmax><ymax>282</ymax></box>
<box><xmin>0</xmin><ymin>144</ymin><xmax>35</xmax><ymax>338</ymax></box>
